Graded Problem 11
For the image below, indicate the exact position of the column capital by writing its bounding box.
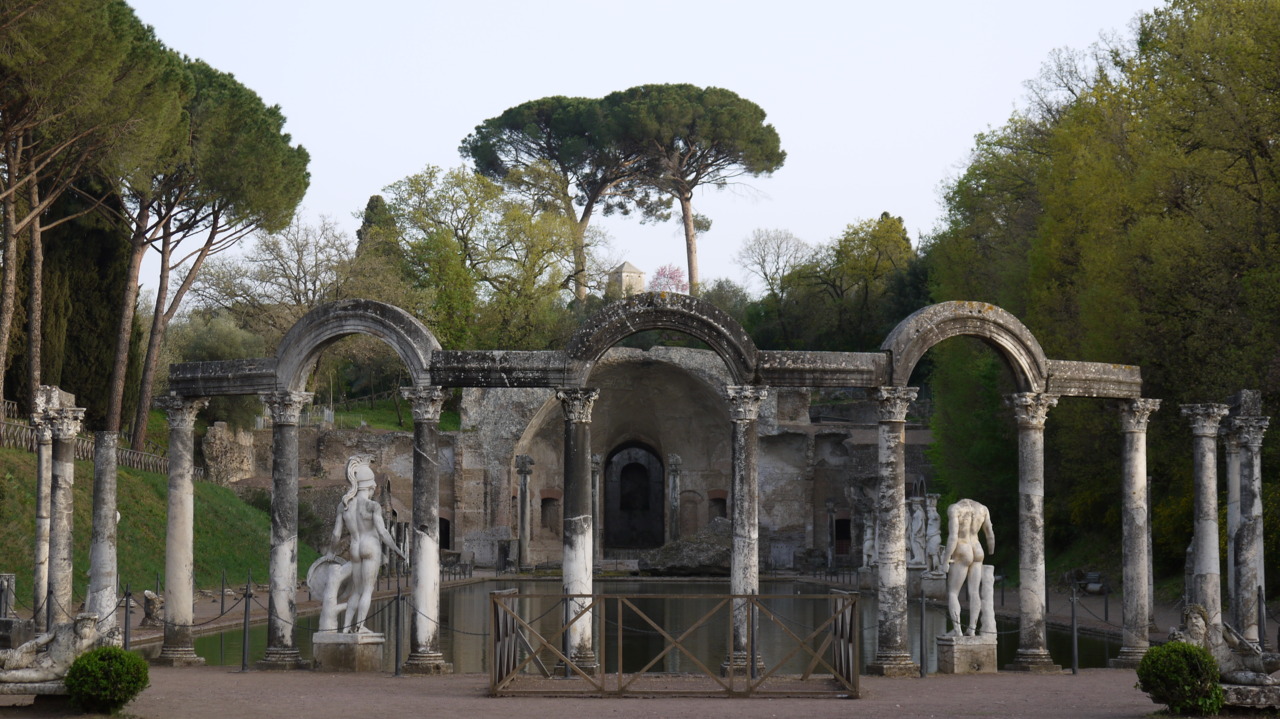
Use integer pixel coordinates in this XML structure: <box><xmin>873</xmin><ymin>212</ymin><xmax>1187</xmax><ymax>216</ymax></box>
<box><xmin>667</xmin><ymin>453</ymin><xmax>683</xmax><ymax>469</ymax></box>
<box><xmin>401</xmin><ymin>386</ymin><xmax>446</xmax><ymax>423</ymax></box>
<box><xmin>1008</xmin><ymin>392</ymin><xmax>1058</xmax><ymax>429</ymax></box>
<box><xmin>515</xmin><ymin>454</ymin><xmax>535</xmax><ymax>475</ymax></box>
<box><xmin>1233</xmin><ymin>416</ymin><xmax>1270</xmax><ymax>449</ymax></box>
<box><xmin>556</xmin><ymin>388</ymin><xmax>599</xmax><ymax>423</ymax></box>
<box><xmin>1119</xmin><ymin>398</ymin><xmax>1161</xmax><ymax>433</ymax></box>
<box><xmin>48</xmin><ymin>407</ymin><xmax>85</xmax><ymax>440</ymax></box>
<box><xmin>30</xmin><ymin>417</ymin><xmax>52</xmax><ymax>443</ymax></box>
<box><xmin>875</xmin><ymin>386</ymin><xmax>918</xmax><ymax>423</ymax></box>
<box><xmin>260</xmin><ymin>391</ymin><xmax>314</xmax><ymax>426</ymax></box>
<box><xmin>155</xmin><ymin>394</ymin><xmax>209</xmax><ymax>430</ymax></box>
<box><xmin>1180</xmin><ymin>403</ymin><xmax>1230</xmax><ymax>437</ymax></box>
<box><xmin>725</xmin><ymin>385</ymin><xmax>768</xmax><ymax>422</ymax></box>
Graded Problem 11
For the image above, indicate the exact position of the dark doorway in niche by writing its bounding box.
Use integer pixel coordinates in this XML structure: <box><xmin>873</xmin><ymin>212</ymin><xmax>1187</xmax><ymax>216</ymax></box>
<box><xmin>604</xmin><ymin>443</ymin><xmax>664</xmax><ymax>550</ymax></box>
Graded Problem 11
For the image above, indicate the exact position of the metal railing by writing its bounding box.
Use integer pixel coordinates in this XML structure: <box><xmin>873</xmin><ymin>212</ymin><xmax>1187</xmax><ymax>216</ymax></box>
<box><xmin>0</xmin><ymin>420</ymin><xmax>201</xmax><ymax>479</ymax></box>
<box><xmin>490</xmin><ymin>589</ymin><xmax>859</xmax><ymax>698</ymax></box>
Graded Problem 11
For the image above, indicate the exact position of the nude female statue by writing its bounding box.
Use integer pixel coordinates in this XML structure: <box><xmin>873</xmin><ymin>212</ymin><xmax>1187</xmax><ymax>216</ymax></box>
<box><xmin>324</xmin><ymin>456</ymin><xmax>406</xmax><ymax>633</ymax></box>
<box><xmin>943</xmin><ymin>498</ymin><xmax>995</xmax><ymax>636</ymax></box>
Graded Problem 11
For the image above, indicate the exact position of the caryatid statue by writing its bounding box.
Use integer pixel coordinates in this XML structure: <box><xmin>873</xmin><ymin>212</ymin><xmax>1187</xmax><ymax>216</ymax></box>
<box><xmin>943</xmin><ymin>498</ymin><xmax>995</xmax><ymax>636</ymax></box>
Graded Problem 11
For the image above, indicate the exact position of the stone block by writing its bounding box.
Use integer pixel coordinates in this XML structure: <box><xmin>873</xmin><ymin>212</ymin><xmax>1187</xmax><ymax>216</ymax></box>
<box><xmin>311</xmin><ymin>631</ymin><xmax>384</xmax><ymax>672</ymax></box>
<box><xmin>936</xmin><ymin>634</ymin><xmax>997</xmax><ymax>674</ymax></box>
<box><xmin>0</xmin><ymin>618</ymin><xmax>34</xmax><ymax>650</ymax></box>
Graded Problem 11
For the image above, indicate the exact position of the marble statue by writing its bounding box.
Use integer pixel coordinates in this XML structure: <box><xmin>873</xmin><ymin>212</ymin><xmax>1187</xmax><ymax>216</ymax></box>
<box><xmin>908</xmin><ymin>498</ymin><xmax>927</xmax><ymax>567</ymax></box>
<box><xmin>1172</xmin><ymin>603</ymin><xmax>1280</xmax><ymax>686</ymax></box>
<box><xmin>322</xmin><ymin>456</ymin><xmax>406</xmax><ymax>633</ymax></box>
<box><xmin>925</xmin><ymin>494</ymin><xmax>944</xmax><ymax>576</ymax></box>
<box><xmin>943</xmin><ymin>498</ymin><xmax>995</xmax><ymax>636</ymax></box>
<box><xmin>0</xmin><ymin>614</ymin><xmax>100</xmax><ymax>683</ymax></box>
<box><xmin>306</xmin><ymin>554</ymin><xmax>352</xmax><ymax>632</ymax></box>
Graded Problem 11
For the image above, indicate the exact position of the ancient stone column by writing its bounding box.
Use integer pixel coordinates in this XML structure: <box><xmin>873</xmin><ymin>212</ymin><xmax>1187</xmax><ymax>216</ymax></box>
<box><xmin>48</xmin><ymin>406</ymin><xmax>85</xmax><ymax>626</ymax></box>
<box><xmin>591</xmin><ymin>453</ymin><xmax>602</xmax><ymax>560</ymax></box>
<box><xmin>667</xmin><ymin>453</ymin><xmax>683</xmax><ymax>544</ymax></box>
<box><xmin>86</xmin><ymin>432</ymin><xmax>121</xmax><ymax>634</ymax></box>
<box><xmin>1234</xmin><ymin>415</ymin><xmax>1269</xmax><ymax>642</ymax></box>
<box><xmin>557</xmin><ymin>388</ymin><xmax>599</xmax><ymax>671</ymax></box>
<box><xmin>402</xmin><ymin>386</ymin><xmax>452</xmax><ymax>674</ymax></box>
<box><xmin>867</xmin><ymin>386</ymin><xmax>919</xmax><ymax>677</ymax></box>
<box><xmin>259</xmin><ymin>390</ymin><xmax>312</xmax><ymax>669</ymax></box>
<box><xmin>1110</xmin><ymin>398</ymin><xmax>1159</xmax><ymax>668</ymax></box>
<box><xmin>1007</xmin><ymin>392</ymin><xmax>1060</xmax><ymax>673</ymax></box>
<box><xmin>31</xmin><ymin>417</ymin><xmax>52</xmax><ymax>632</ymax></box>
<box><xmin>1181</xmin><ymin>403</ymin><xmax>1229</xmax><ymax>627</ymax></box>
<box><xmin>1222</xmin><ymin>423</ymin><xmax>1243</xmax><ymax>626</ymax></box>
<box><xmin>155</xmin><ymin>394</ymin><xmax>209</xmax><ymax>666</ymax></box>
<box><xmin>516</xmin><ymin>455</ymin><xmax>534</xmax><ymax>569</ymax></box>
<box><xmin>724</xmin><ymin>385</ymin><xmax>767</xmax><ymax>674</ymax></box>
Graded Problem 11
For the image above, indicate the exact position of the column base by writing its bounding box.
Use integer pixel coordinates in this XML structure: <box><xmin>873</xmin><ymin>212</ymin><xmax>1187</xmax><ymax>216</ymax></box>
<box><xmin>152</xmin><ymin>645</ymin><xmax>205</xmax><ymax>667</ymax></box>
<box><xmin>719</xmin><ymin>651</ymin><xmax>765</xmax><ymax>677</ymax></box>
<box><xmin>1107</xmin><ymin>646</ymin><xmax>1148</xmax><ymax>669</ymax></box>
<box><xmin>255</xmin><ymin>647</ymin><xmax>312</xmax><ymax>671</ymax></box>
<box><xmin>1005</xmin><ymin>649</ymin><xmax>1061</xmax><ymax>673</ymax></box>
<box><xmin>865</xmin><ymin>652</ymin><xmax>920</xmax><ymax>677</ymax></box>
<box><xmin>402</xmin><ymin>651</ymin><xmax>453</xmax><ymax>675</ymax></box>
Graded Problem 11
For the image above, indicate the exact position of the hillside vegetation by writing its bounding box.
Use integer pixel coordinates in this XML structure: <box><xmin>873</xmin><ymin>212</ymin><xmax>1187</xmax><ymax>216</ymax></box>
<box><xmin>0</xmin><ymin>448</ymin><xmax>318</xmax><ymax>611</ymax></box>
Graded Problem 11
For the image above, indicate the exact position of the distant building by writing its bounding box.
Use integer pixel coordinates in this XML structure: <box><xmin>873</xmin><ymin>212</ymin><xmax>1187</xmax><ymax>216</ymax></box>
<box><xmin>607</xmin><ymin>262</ymin><xmax>645</xmax><ymax>297</ymax></box>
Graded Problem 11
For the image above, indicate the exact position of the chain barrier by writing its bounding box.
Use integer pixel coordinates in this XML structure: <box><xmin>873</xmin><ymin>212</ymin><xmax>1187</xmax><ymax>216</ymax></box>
<box><xmin>251</xmin><ymin>594</ymin><xmax>395</xmax><ymax>634</ymax></box>
<box><xmin>153</xmin><ymin>597</ymin><xmax>246</xmax><ymax>629</ymax></box>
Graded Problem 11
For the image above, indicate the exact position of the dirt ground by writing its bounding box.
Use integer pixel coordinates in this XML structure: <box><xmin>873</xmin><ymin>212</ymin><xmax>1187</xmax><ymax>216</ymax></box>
<box><xmin>2</xmin><ymin>667</ymin><xmax>1159</xmax><ymax>719</ymax></box>
<box><xmin>0</xmin><ymin>574</ymin><xmax>1181</xmax><ymax>718</ymax></box>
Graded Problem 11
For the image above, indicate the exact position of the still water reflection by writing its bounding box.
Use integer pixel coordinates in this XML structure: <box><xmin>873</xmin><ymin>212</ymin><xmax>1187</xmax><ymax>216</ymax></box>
<box><xmin>191</xmin><ymin>579</ymin><xmax>1118</xmax><ymax>673</ymax></box>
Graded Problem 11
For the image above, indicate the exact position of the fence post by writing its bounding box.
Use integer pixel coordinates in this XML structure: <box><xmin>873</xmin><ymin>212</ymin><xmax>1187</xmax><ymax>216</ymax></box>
<box><xmin>394</xmin><ymin>587</ymin><xmax>403</xmax><ymax>677</ymax></box>
<box><xmin>1070</xmin><ymin>585</ymin><xmax>1079</xmax><ymax>676</ymax></box>
<box><xmin>123</xmin><ymin>584</ymin><xmax>131</xmax><ymax>650</ymax></box>
<box><xmin>240</xmin><ymin>572</ymin><xmax>252</xmax><ymax>672</ymax></box>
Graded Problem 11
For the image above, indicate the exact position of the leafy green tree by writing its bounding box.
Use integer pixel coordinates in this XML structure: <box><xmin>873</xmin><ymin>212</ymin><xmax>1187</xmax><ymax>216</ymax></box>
<box><xmin>461</xmin><ymin>96</ymin><xmax>659</xmax><ymax>300</ymax></box>
<box><xmin>0</xmin><ymin>0</ymin><xmax>187</xmax><ymax>417</ymax></box>
<box><xmin>111</xmin><ymin>58</ymin><xmax>309</xmax><ymax>446</ymax></box>
<box><xmin>604</xmin><ymin>85</ymin><xmax>785</xmax><ymax>295</ymax></box>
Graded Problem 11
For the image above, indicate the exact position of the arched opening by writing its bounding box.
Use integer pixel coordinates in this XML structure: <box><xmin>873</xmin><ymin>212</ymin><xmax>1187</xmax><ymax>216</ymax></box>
<box><xmin>604</xmin><ymin>442</ymin><xmax>665</xmax><ymax>550</ymax></box>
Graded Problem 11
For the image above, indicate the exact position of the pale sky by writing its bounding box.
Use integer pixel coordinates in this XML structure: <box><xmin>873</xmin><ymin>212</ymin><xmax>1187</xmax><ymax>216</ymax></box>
<box><xmin>128</xmin><ymin>0</ymin><xmax>1158</xmax><ymax>295</ymax></box>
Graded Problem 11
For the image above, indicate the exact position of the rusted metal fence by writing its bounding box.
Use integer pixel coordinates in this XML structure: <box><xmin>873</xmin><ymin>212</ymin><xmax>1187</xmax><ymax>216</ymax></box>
<box><xmin>490</xmin><ymin>589</ymin><xmax>859</xmax><ymax>698</ymax></box>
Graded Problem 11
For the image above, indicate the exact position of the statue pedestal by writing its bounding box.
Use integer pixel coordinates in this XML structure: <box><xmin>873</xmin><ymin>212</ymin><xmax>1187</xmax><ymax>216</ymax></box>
<box><xmin>936</xmin><ymin>634</ymin><xmax>997</xmax><ymax>674</ymax></box>
<box><xmin>312</xmin><ymin>631</ymin><xmax>384</xmax><ymax>672</ymax></box>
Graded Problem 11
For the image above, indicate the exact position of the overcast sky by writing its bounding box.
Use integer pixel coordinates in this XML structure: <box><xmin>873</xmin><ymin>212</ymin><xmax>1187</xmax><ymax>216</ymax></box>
<box><xmin>127</xmin><ymin>0</ymin><xmax>1158</xmax><ymax>294</ymax></box>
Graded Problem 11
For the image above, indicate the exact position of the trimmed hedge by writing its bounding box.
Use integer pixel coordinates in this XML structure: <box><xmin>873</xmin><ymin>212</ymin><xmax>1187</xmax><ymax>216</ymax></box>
<box><xmin>1136</xmin><ymin>641</ymin><xmax>1223</xmax><ymax>716</ymax></box>
<box><xmin>64</xmin><ymin>646</ymin><xmax>150</xmax><ymax>715</ymax></box>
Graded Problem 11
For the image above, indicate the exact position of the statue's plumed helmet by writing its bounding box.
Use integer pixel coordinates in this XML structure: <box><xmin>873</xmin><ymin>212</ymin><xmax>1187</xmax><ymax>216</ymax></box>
<box><xmin>341</xmin><ymin>455</ymin><xmax>376</xmax><ymax>506</ymax></box>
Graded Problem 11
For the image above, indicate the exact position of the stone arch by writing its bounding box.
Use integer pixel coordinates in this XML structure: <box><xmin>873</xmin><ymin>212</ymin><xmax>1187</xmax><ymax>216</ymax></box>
<box><xmin>273</xmin><ymin>299</ymin><xmax>441</xmax><ymax>392</ymax></box>
<box><xmin>880</xmin><ymin>301</ymin><xmax>1049</xmax><ymax>393</ymax></box>
<box><xmin>565</xmin><ymin>293</ymin><xmax>758</xmax><ymax>385</ymax></box>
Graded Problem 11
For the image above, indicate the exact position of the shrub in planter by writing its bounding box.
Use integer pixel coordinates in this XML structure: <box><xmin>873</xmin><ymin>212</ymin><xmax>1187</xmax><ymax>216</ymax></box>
<box><xmin>64</xmin><ymin>646</ymin><xmax>150</xmax><ymax>715</ymax></box>
<box><xmin>1136</xmin><ymin>641</ymin><xmax>1223</xmax><ymax>716</ymax></box>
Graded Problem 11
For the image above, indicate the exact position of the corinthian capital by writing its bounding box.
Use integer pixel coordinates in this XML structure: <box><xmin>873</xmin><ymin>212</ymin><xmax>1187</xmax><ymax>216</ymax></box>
<box><xmin>260</xmin><ymin>391</ymin><xmax>314</xmax><ymax>426</ymax></box>
<box><xmin>1008</xmin><ymin>392</ymin><xmax>1058</xmax><ymax>429</ymax></box>
<box><xmin>155</xmin><ymin>393</ymin><xmax>209</xmax><ymax>430</ymax></box>
<box><xmin>48</xmin><ymin>407</ymin><xmax>85</xmax><ymax>440</ymax></box>
<box><xmin>1119</xmin><ymin>398</ymin><xmax>1161</xmax><ymax>434</ymax></box>
<box><xmin>875</xmin><ymin>386</ymin><xmax>918</xmax><ymax>423</ymax></box>
<box><xmin>1234</xmin><ymin>416</ymin><xmax>1270</xmax><ymax>449</ymax></box>
<box><xmin>1180</xmin><ymin>403</ymin><xmax>1229</xmax><ymax>437</ymax></box>
<box><xmin>725</xmin><ymin>385</ymin><xmax>768</xmax><ymax>422</ymax></box>
<box><xmin>401</xmin><ymin>386</ymin><xmax>446</xmax><ymax>423</ymax></box>
<box><xmin>556</xmin><ymin>388</ymin><xmax>599</xmax><ymax>423</ymax></box>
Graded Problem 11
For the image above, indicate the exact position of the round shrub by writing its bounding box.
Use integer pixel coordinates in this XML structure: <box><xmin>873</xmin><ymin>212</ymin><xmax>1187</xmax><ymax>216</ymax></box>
<box><xmin>1136</xmin><ymin>641</ymin><xmax>1223</xmax><ymax>716</ymax></box>
<box><xmin>64</xmin><ymin>646</ymin><xmax>150</xmax><ymax>715</ymax></box>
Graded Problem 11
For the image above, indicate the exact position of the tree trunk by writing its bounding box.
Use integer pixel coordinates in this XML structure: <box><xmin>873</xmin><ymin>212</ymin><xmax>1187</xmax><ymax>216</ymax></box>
<box><xmin>105</xmin><ymin>219</ymin><xmax>148</xmax><ymax>433</ymax></box>
<box><xmin>25</xmin><ymin>156</ymin><xmax>42</xmax><ymax>411</ymax></box>
<box><xmin>0</xmin><ymin>191</ymin><xmax>21</xmax><ymax>417</ymax></box>
<box><xmin>679</xmin><ymin>194</ymin><xmax>699</xmax><ymax>296</ymax></box>
<box><xmin>572</xmin><ymin>198</ymin><xmax>598</xmax><ymax>302</ymax></box>
<box><xmin>129</xmin><ymin>245</ymin><xmax>169</xmax><ymax>452</ymax></box>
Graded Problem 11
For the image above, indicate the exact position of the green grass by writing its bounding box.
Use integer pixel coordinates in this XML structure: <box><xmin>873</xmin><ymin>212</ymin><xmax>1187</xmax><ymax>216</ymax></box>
<box><xmin>0</xmin><ymin>447</ymin><xmax>318</xmax><ymax>611</ymax></box>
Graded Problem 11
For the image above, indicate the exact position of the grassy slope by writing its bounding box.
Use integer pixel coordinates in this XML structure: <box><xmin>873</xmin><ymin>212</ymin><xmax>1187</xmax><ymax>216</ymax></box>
<box><xmin>0</xmin><ymin>447</ymin><xmax>318</xmax><ymax>611</ymax></box>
